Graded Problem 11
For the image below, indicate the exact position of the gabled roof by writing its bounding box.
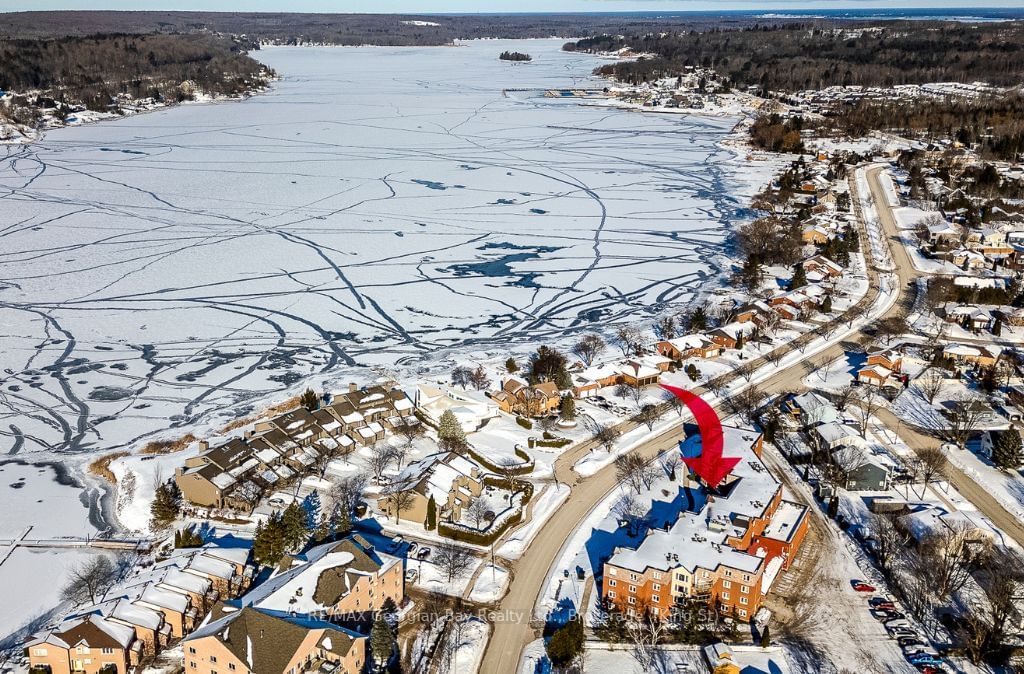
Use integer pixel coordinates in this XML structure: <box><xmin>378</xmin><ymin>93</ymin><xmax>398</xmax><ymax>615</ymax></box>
<box><xmin>184</xmin><ymin>606</ymin><xmax>362</xmax><ymax>674</ymax></box>
<box><xmin>27</xmin><ymin>614</ymin><xmax>136</xmax><ymax>651</ymax></box>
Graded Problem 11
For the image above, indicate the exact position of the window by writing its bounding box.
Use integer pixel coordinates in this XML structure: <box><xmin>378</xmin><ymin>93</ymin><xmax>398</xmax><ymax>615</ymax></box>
<box><xmin>608</xmin><ymin>579</ymin><xmax>617</xmax><ymax>587</ymax></box>
<box><xmin>740</xmin><ymin>596</ymin><xmax>748</xmax><ymax>605</ymax></box>
<box><xmin>739</xmin><ymin>609</ymin><xmax>747</xmax><ymax>617</ymax></box>
<box><xmin>101</xmin><ymin>648</ymin><xmax>113</xmax><ymax>654</ymax></box>
<box><xmin>607</xmin><ymin>591</ymin><xmax>616</xmax><ymax>598</ymax></box>
<box><xmin>629</xmin><ymin>573</ymin><xmax>638</xmax><ymax>582</ymax></box>
<box><xmin>742</xmin><ymin>574</ymin><xmax>751</xmax><ymax>582</ymax></box>
<box><xmin>32</xmin><ymin>648</ymin><xmax>47</xmax><ymax>657</ymax></box>
<box><xmin>608</xmin><ymin>568</ymin><xmax>617</xmax><ymax>576</ymax></box>
<box><xmin>229</xmin><ymin>665</ymin><xmax>236</xmax><ymax>671</ymax></box>
<box><xmin>190</xmin><ymin>648</ymin><xmax>197</xmax><ymax>655</ymax></box>
<box><xmin>211</xmin><ymin>656</ymin><xmax>217</xmax><ymax>663</ymax></box>
<box><xmin>627</xmin><ymin>597</ymin><xmax>636</xmax><ymax>605</ymax></box>
<box><xmin>722</xmin><ymin>580</ymin><xmax>731</xmax><ymax>589</ymax></box>
<box><xmin>722</xmin><ymin>592</ymin><xmax>730</xmax><ymax>600</ymax></box>
<box><xmin>652</xmin><ymin>571</ymin><xmax>662</xmax><ymax>580</ymax></box>
<box><xmin>652</xmin><ymin>596</ymin><xmax>660</xmax><ymax>604</ymax></box>
<box><xmin>650</xmin><ymin>607</ymin><xmax>659</xmax><ymax>616</ymax></box>
<box><xmin>190</xmin><ymin>663</ymin><xmax>196</xmax><ymax>670</ymax></box>
<box><xmin>741</xmin><ymin>585</ymin><xmax>749</xmax><ymax>594</ymax></box>
<box><xmin>724</xmin><ymin>569</ymin><xmax>732</xmax><ymax>577</ymax></box>
<box><xmin>652</xmin><ymin>583</ymin><xmax>661</xmax><ymax>591</ymax></box>
<box><xmin>628</xmin><ymin>586</ymin><xmax>636</xmax><ymax>594</ymax></box>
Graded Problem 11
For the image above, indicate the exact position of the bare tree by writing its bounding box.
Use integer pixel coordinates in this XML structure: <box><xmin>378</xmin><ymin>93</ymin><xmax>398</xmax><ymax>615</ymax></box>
<box><xmin>875</xmin><ymin>316</ymin><xmax>910</xmax><ymax>346</ymax></box>
<box><xmin>944</xmin><ymin>393</ymin><xmax>988</xmax><ymax>446</ymax></box>
<box><xmin>468</xmin><ymin>365</ymin><xmax>491</xmax><ymax>390</ymax></box>
<box><xmin>624</xmin><ymin>604</ymin><xmax>671</xmax><ymax>671</ymax></box>
<box><xmin>572</xmin><ymin>334</ymin><xmax>606</xmax><ymax>366</ymax></box>
<box><xmin>451</xmin><ymin>365</ymin><xmax>472</xmax><ymax>388</ymax></box>
<box><xmin>61</xmin><ymin>556</ymin><xmax>119</xmax><ymax>606</ymax></box>
<box><xmin>662</xmin><ymin>453</ymin><xmax>681</xmax><ymax>481</ymax></box>
<box><xmin>615</xmin><ymin>382</ymin><xmax>646</xmax><ymax>410</ymax></box>
<box><xmin>614</xmin><ymin>326</ymin><xmax>644</xmax><ymax>357</ymax></box>
<box><xmin>434</xmin><ymin>542</ymin><xmax>475</xmax><ymax>583</ymax></box>
<box><xmin>868</xmin><ymin>512</ymin><xmax>909</xmax><ymax>573</ymax></box>
<box><xmin>730</xmin><ymin>385</ymin><xmax>765</xmax><ymax>423</ymax></box>
<box><xmin>383</xmin><ymin>486</ymin><xmax>417</xmax><ymax>524</ymax></box>
<box><xmin>852</xmin><ymin>386</ymin><xmax>882</xmax><ymax>438</ymax></box>
<box><xmin>615</xmin><ymin>453</ymin><xmax>660</xmax><ymax>494</ymax></box>
<box><xmin>395</xmin><ymin>419</ymin><xmax>424</xmax><ymax>447</ymax></box>
<box><xmin>584</xmin><ymin>416</ymin><xmax>621</xmax><ymax>453</ymax></box>
<box><xmin>912</xmin><ymin>521</ymin><xmax>982</xmax><ymax>602</ymax></box>
<box><xmin>765</xmin><ymin>349</ymin><xmax>784</xmax><ymax>368</ymax></box>
<box><xmin>913</xmin><ymin>445</ymin><xmax>947</xmax><ymax>496</ymax></box>
<box><xmin>367</xmin><ymin>443</ymin><xmax>397</xmax><ymax>482</ymax></box>
<box><xmin>662</xmin><ymin>389</ymin><xmax>685</xmax><ymax>417</ymax></box>
<box><xmin>705</xmin><ymin>377</ymin><xmax>727</xmax><ymax>398</ymax></box>
<box><xmin>634</xmin><ymin>403</ymin><xmax>661</xmax><ymax>432</ymax></box>
<box><xmin>916</xmin><ymin>368</ymin><xmax>946</xmax><ymax>404</ymax></box>
<box><xmin>827</xmin><ymin>445</ymin><xmax>868</xmax><ymax>488</ymax></box>
<box><xmin>389</xmin><ymin>443</ymin><xmax>410</xmax><ymax>471</ymax></box>
<box><xmin>496</xmin><ymin>456</ymin><xmax>522</xmax><ymax>488</ymax></box>
<box><xmin>613</xmin><ymin>492</ymin><xmax>648</xmax><ymax>537</ymax></box>
<box><xmin>464</xmin><ymin>498</ymin><xmax>491</xmax><ymax>531</ymax></box>
<box><xmin>956</xmin><ymin>548</ymin><xmax>1024</xmax><ymax>665</ymax></box>
<box><xmin>832</xmin><ymin>384</ymin><xmax>856</xmax><ymax>412</ymax></box>
<box><xmin>329</xmin><ymin>472</ymin><xmax>368</xmax><ymax>518</ymax></box>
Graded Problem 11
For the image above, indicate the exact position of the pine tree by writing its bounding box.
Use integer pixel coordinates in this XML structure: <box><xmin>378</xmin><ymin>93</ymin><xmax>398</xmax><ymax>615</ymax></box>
<box><xmin>545</xmin><ymin>616</ymin><xmax>584</xmax><ymax>668</ymax></box>
<box><xmin>760</xmin><ymin>625</ymin><xmax>771</xmax><ymax>647</ymax></box>
<box><xmin>437</xmin><ymin>410</ymin><xmax>466</xmax><ymax>448</ymax></box>
<box><xmin>150</xmin><ymin>481</ymin><xmax>182</xmax><ymax>530</ymax></box>
<box><xmin>314</xmin><ymin>514</ymin><xmax>331</xmax><ymax>542</ymax></box>
<box><xmin>425</xmin><ymin>494</ymin><xmax>437</xmax><ymax>531</ymax></box>
<box><xmin>735</xmin><ymin>332</ymin><xmax>745</xmax><ymax>350</ymax></box>
<box><xmin>281</xmin><ymin>502</ymin><xmax>310</xmax><ymax>551</ymax></box>
<box><xmin>558</xmin><ymin>394</ymin><xmax>576</xmax><ymax>421</ymax></box>
<box><xmin>821</xmin><ymin>295</ymin><xmax>833</xmax><ymax>313</ymax></box>
<box><xmin>992</xmin><ymin>429</ymin><xmax>1024</xmax><ymax>469</ymax></box>
<box><xmin>690</xmin><ymin>305</ymin><xmax>708</xmax><ymax>331</ymax></box>
<box><xmin>993</xmin><ymin>318</ymin><xmax>1003</xmax><ymax>336</ymax></box>
<box><xmin>505</xmin><ymin>357</ymin><xmax>518</xmax><ymax>373</ymax></box>
<box><xmin>301</xmin><ymin>491</ymin><xmax>322</xmax><ymax>530</ymax></box>
<box><xmin>253</xmin><ymin>515</ymin><xmax>287</xmax><ymax>567</ymax></box>
<box><xmin>790</xmin><ymin>263</ymin><xmax>807</xmax><ymax>289</ymax></box>
<box><xmin>370</xmin><ymin>612</ymin><xmax>395</xmax><ymax>673</ymax></box>
<box><xmin>300</xmin><ymin>388</ymin><xmax>319</xmax><ymax>411</ymax></box>
<box><xmin>335</xmin><ymin>503</ymin><xmax>352</xmax><ymax>536</ymax></box>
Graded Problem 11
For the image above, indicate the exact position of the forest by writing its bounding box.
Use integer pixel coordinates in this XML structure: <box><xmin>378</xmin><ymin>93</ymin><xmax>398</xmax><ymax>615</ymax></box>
<box><xmin>0</xmin><ymin>33</ymin><xmax>269</xmax><ymax>116</ymax></box>
<box><xmin>499</xmin><ymin>51</ymin><xmax>532</xmax><ymax>62</ymax></box>
<box><xmin>0</xmin><ymin>11</ymin><xmax>774</xmax><ymax>44</ymax></box>
<box><xmin>568</xmin><ymin>22</ymin><xmax>1024</xmax><ymax>91</ymax></box>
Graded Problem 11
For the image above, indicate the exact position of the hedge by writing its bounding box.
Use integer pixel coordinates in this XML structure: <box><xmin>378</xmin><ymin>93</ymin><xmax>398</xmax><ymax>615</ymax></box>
<box><xmin>516</xmin><ymin>416</ymin><xmax>533</xmax><ymax>430</ymax></box>
<box><xmin>438</xmin><ymin>509</ymin><xmax>523</xmax><ymax>545</ymax></box>
<box><xmin>464</xmin><ymin>444</ymin><xmax>535</xmax><ymax>476</ymax></box>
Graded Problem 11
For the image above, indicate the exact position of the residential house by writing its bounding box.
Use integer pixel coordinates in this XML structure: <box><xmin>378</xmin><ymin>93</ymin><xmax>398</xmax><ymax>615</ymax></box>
<box><xmin>801</xmin><ymin>255</ymin><xmax>843</xmax><ymax>278</ymax></box>
<box><xmin>842</xmin><ymin>457</ymin><xmax>890</xmax><ymax>491</ymax></box>
<box><xmin>25</xmin><ymin>615</ymin><xmax>138</xmax><ymax>674</ymax></box>
<box><xmin>709</xmin><ymin>322</ymin><xmax>757</xmax><ymax>350</ymax></box>
<box><xmin>492</xmin><ymin>377</ymin><xmax>561</xmax><ymax>417</ymax></box>
<box><xmin>786</xmin><ymin>391</ymin><xmax>840</xmax><ymax>427</ymax></box>
<box><xmin>900</xmin><ymin>505</ymin><xmax>998</xmax><ymax>546</ymax></box>
<box><xmin>69</xmin><ymin>600</ymin><xmax>166</xmax><ymax>659</ymax></box>
<box><xmin>943</xmin><ymin>343</ymin><xmax>999</xmax><ymax>368</ymax></box>
<box><xmin>812</xmin><ymin>422</ymin><xmax>866</xmax><ymax>451</ymax></box>
<box><xmin>182</xmin><ymin>607</ymin><xmax>366</xmax><ymax>674</ymax></box>
<box><xmin>618</xmin><ymin>358</ymin><xmax>664</xmax><ymax>387</ymax></box>
<box><xmin>801</xmin><ymin>224</ymin><xmax>831</xmax><ymax>245</ymax></box>
<box><xmin>377</xmin><ymin>451</ymin><xmax>483</xmax><ymax>523</ymax></box>
<box><xmin>943</xmin><ymin>303</ymin><xmax>996</xmax><ymax>332</ymax></box>
<box><xmin>413</xmin><ymin>384</ymin><xmax>496</xmax><ymax>432</ymax></box>
<box><xmin>925</xmin><ymin>219</ymin><xmax>960</xmax><ymax>246</ymax></box>
<box><xmin>241</xmin><ymin>536</ymin><xmax>404</xmax><ymax>619</ymax></box>
<box><xmin>656</xmin><ymin>334</ymin><xmax>724</xmax><ymax>361</ymax></box>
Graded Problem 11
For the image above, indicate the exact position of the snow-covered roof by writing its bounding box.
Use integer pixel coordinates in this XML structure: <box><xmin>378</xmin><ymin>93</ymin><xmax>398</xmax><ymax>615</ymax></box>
<box><xmin>814</xmin><ymin>422</ymin><xmax>862</xmax><ymax>445</ymax></box>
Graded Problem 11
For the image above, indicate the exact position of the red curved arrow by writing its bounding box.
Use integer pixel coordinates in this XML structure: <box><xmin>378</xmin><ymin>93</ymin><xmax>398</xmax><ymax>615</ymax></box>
<box><xmin>661</xmin><ymin>383</ymin><xmax>740</xmax><ymax>489</ymax></box>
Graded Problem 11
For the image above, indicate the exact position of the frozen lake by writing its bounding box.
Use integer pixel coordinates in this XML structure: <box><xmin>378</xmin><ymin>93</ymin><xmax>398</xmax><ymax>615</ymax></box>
<box><xmin>0</xmin><ymin>40</ymin><xmax>764</xmax><ymax>458</ymax></box>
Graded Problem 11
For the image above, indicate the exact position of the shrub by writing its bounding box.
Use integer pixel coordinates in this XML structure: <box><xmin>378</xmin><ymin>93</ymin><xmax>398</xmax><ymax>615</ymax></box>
<box><xmin>516</xmin><ymin>417</ymin><xmax>532</xmax><ymax>430</ymax></box>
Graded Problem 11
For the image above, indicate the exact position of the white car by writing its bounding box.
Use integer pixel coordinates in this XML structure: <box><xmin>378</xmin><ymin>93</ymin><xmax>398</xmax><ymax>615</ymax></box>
<box><xmin>405</xmin><ymin>568</ymin><xmax>418</xmax><ymax>584</ymax></box>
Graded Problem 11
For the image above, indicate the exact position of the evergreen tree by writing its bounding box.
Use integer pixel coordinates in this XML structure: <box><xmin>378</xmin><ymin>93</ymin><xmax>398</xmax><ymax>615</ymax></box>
<box><xmin>301</xmin><ymin>491</ymin><xmax>322</xmax><ymax>530</ymax></box>
<box><xmin>554</xmin><ymin>367</ymin><xmax>573</xmax><ymax>391</ymax></box>
<box><xmin>545</xmin><ymin>616</ymin><xmax>584</xmax><ymax>669</ymax></box>
<box><xmin>821</xmin><ymin>295</ymin><xmax>833</xmax><ymax>313</ymax></box>
<box><xmin>253</xmin><ymin>515</ymin><xmax>287</xmax><ymax>567</ymax></box>
<box><xmin>760</xmin><ymin>625</ymin><xmax>771</xmax><ymax>647</ymax></box>
<box><xmin>313</xmin><ymin>514</ymin><xmax>331</xmax><ymax>542</ymax></box>
<box><xmin>300</xmin><ymin>387</ymin><xmax>319</xmax><ymax>411</ymax></box>
<box><xmin>281</xmin><ymin>502</ymin><xmax>310</xmax><ymax>551</ymax></box>
<box><xmin>741</xmin><ymin>254</ymin><xmax>764</xmax><ymax>291</ymax></box>
<box><xmin>425</xmin><ymin>494</ymin><xmax>437</xmax><ymax>531</ymax></box>
<box><xmin>176</xmin><ymin>527</ymin><xmax>203</xmax><ymax>548</ymax></box>
<box><xmin>689</xmin><ymin>304</ymin><xmax>708</xmax><ymax>331</ymax></box>
<box><xmin>437</xmin><ymin>410</ymin><xmax>466</xmax><ymax>448</ymax></box>
<box><xmin>150</xmin><ymin>481</ymin><xmax>182</xmax><ymax>530</ymax></box>
<box><xmin>370</xmin><ymin>612</ymin><xmax>395</xmax><ymax>673</ymax></box>
<box><xmin>735</xmin><ymin>332</ymin><xmax>745</xmax><ymax>350</ymax></box>
<box><xmin>335</xmin><ymin>502</ymin><xmax>353</xmax><ymax>536</ymax></box>
<box><xmin>558</xmin><ymin>394</ymin><xmax>576</xmax><ymax>421</ymax></box>
<box><xmin>790</xmin><ymin>263</ymin><xmax>808</xmax><ymax>289</ymax></box>
<box><xmin>505</xmin><ymin>357</ymin><xmax>518</xmax><ymax>373</ymax></box>
<box><xmin>993</xmin><ymin>318</ymin><xmax>1003</xmax><ymax>336</ymax></box>
<box><xmin>993</xmin><ymin>429</ymin><xmax>1024</xmax><ymax>469</ymax></box>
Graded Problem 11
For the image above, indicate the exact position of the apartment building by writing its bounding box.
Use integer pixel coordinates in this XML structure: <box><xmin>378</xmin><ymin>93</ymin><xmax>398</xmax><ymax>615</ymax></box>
<box><xmin>602</xmin><ymin>425</ymin><xmax>809</xmax><ymax>623</ymax></box>
<box><xmin>377</xmin><ymin>451</ymin><xmax>484</xmax><ymax>524</ymax></box>
<box><xmin>25</xmin><ymin>614</ymin><xmax>138</xmax><ymax>674</ymax></box>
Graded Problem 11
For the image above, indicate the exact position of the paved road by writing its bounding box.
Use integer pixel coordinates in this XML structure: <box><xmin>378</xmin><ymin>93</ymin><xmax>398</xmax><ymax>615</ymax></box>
<box><xmin>478</xmin><ymin>164</ymin><xmax>1024</xmax><ymax>674</ymax></box>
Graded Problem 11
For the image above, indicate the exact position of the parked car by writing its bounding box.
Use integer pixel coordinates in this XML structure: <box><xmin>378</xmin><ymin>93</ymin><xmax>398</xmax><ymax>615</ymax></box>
<box><xmin>417</xmin><ymin>547</ymin><xmax>431</xmax><ymax>559</ymax></box>
<box><xmin>391</xmin><ymin>536</ymin><xmax>404</xmax><ymax>552</ymax></box>
<box><xmin>916</xmin><ymin>666</ymin><xmax>945</xmax><ymax>674</ymax></box>
<box><xmin>903</xmin><ymin>645</ymin><xmax>939</xmax><ymax>658</ymax></box>
<box><xmin>881</xmin><ymin>612</ymin><xmax>908</xmax><ymax>623</ymax></box>
<box><xmin>897</xmin><ymin>636</ymin><xmax>926</xmax><ymax>647</ymax></box>
<box><xmin>907</xmin><ymin>655</ymin><xmax>944</xmax><ymax>668</ymax></box>
<box><xmin>869</xmin><ymin>596</ymin><xmax>896</xmax><ymax>608</ymax></box>
<box><xmin>405</xmin><ymin>568</ymin><xmax>418</xmax><ymax>584</ymax></box>
<box><xmin>407</xmin><ymin>542</ymin><xmax>418</xmax><ymax>554</ymax></box>
<box><xmin>870</xmin><ymin>609</ymin><xmax>903</xmax><ymax>621</ymax></box>
<box><xmin>852</xmin><ymin>581</ymin><xmax>877</xmax><ymax>592</ymax></box>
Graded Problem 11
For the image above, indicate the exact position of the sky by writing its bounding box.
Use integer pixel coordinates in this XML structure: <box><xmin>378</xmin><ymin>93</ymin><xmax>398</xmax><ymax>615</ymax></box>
<box><xmin>2</xmin><ymin>0</ymin><xmax>1024</xmax><ymax>12</ymax></box>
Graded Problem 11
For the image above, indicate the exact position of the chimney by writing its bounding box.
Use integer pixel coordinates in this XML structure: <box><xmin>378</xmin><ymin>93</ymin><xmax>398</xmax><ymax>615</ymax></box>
<box><xmin>349</xmin><ymin>382</ymin><xmax>358</xmax><ymax>394</ymax></box>
<box><xmin>199</xmin><ymin>440</ymin><xmax>210</xmax><ymax>451</ymax></box>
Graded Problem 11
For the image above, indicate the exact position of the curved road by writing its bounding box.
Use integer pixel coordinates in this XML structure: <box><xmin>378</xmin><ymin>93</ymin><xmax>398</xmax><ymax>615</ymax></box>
<box><xmin>478</xmin><ymin>164</ymin><xmax>1024</xmax><ymax>674</ymax></box>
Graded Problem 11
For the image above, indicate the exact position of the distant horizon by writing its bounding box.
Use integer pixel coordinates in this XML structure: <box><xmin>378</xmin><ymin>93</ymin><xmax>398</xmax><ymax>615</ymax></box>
<box><xmin>2</xmin><ymin>2</ymin><xmax>1024</xmax><ymax>15</ymax></box>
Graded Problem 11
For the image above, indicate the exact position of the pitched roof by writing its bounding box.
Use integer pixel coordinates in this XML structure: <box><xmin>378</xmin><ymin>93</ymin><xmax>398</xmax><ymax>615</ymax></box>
<box><xmin>184</xmin><ymin>606</ymin><xmax>361</xmax><ymax>674</ymax></box>
<box><xmin>27</xmin><ymin>614</ymin><xmax>136</xmax><ymax>651</ymax></box>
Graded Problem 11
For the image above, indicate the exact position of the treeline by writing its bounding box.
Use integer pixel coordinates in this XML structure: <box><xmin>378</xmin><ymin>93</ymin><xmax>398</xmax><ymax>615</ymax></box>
<box><xmin>816</xmin><ymin>94</ymin><xmax>1024</xmax><ymax>162</ymax></box>
<box><xmin>0</xmin><ymin>11</ymin><xmax>777</xmax><ymax>45</ymax></box>
<box><xmin>0</xmin><ymin>33</ymin><xmax>270</xmax><ymax>114</ymax></box>
<box><xmin>568</xmin><ymin>21</ymin><xmax>1024</xmax><ymax>90</ymax></box>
